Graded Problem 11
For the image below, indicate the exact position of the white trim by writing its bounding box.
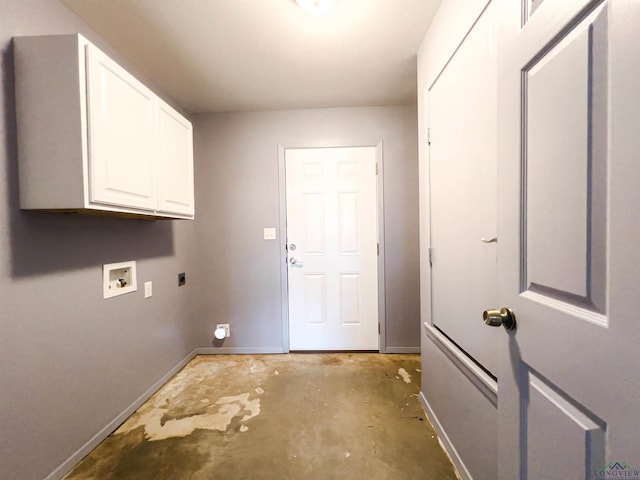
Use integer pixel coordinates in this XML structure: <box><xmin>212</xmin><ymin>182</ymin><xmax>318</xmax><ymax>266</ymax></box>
<box><xmin>277</xmin><ymin>145</ymin><xmax>290</xmax><ymax>353</ymax></box>
<box><xmin>420</xmin><ymin>391</ymin><xmax>470</xmax><ymax>480</ymax></box>
<box><xmin>423</xmin><ymin>323</ymin><xmax>498</xmax><ymax>405</ymax></box>
<box><xmin>46</xmin><ymin>349</ymin><xmax>198</xmax><ymax>480</ymax></box>
<box><xmin>375</xmin><ymin>141</ymin><xmax>387</xmax><ymax>353</ymax></box>
<box><xmin>195</xmin><ymin>347</ymin><xmax>285</xmax><ymax>355</ymax></box>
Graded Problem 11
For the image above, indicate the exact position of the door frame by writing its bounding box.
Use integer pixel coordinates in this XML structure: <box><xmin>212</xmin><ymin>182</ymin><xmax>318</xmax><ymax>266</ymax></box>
<box><xmin>277</xmin><ymin>142</ymin><xmax>386</xmax><ymax>353</ymax></box>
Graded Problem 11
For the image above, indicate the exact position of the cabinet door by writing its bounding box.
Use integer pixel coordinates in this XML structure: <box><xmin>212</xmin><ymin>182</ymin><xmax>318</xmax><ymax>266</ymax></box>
<box><xmin>156</xmin><ymin>100</ymin><xmax>194</xmax><ymax>217</ymax></box>
<box><xmin>85</xmin><ymin>43</ymin><xmax>156</xmax><ymax>211</ymax></box>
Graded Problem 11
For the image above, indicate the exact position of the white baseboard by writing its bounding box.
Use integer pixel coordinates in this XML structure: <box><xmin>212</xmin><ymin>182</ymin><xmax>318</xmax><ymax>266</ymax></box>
<box><xmin>46</xmin><ymin>349</ymin><xmax>198</xmax><ymax>480</ymax></box>
<box><xmin>195</xmin><ymin>347</ymin><xmax>285</xmax><ymax>355</ymax></box>
<box><xmin>419</xmin><ymin>391</ymin><xmax>471</xmax><ymax>480</ymax></box>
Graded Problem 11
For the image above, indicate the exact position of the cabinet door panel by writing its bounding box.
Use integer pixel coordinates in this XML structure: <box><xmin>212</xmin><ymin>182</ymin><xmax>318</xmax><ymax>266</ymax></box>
<box><xmin>86</xmin><ymin>44</ymin><xmax>156</xmax><ymax>211</ymax></box>
<box><xmin>157</xmin><ymin>100</ymin><xmax>194</xmax><ymax>217</ymax></box>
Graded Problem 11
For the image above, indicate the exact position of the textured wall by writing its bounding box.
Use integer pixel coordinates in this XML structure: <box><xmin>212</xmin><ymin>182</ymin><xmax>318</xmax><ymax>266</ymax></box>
<box><xmin>192</xmin><ymin>107</ymin><xmax>420</xmax><ymax>353</ymax></box>
<box><xmin>0</xmin><ymin>2</ymin><xmax>199</xmax><ymax>479</ymax></box>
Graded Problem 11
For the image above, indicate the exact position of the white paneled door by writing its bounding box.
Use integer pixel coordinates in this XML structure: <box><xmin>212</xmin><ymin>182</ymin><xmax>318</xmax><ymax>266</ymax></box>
<box><xmin>286</xmin><ymin>147</ymin><xmax>379</xmax><ymax>351</ymax></box>
<box><xmin>496</xmin><ymin>0</ymin><xmax>640</xmax><ymax>478</ymax></box>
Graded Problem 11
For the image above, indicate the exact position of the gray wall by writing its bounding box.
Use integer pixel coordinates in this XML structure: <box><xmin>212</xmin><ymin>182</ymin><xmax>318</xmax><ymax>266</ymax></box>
<box><xmin>421</xmin><ymin>330</ymin><xmax>497</xmax><ymax>479</ymax></box>
<box><xmin>1</xmin><ymin>3</ymin><xmax>420</xmax><ymax>479</ymax></box>
<box><xmin>0</xmin><ymin>2</ymin><xmax>200</xmax><ymax>479</ymax></box>
<box><xmin>192</xmin><ymin>107</ymin><xmax>420</xmax><ymax>352</ymax></box>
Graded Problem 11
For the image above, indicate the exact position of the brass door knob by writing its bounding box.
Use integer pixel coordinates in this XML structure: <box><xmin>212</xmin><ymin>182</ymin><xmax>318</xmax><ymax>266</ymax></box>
<box><xmin>482</xmin><ymin>307</ymin><xmax>516</xmax><ymax>330</ymax></box>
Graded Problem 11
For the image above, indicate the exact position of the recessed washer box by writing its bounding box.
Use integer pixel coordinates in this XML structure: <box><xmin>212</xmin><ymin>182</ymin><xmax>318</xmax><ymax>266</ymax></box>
<box><xmin>103</xmin><ymin>261</ymin><xmax>137</xmax><ymax>299</ymax></box>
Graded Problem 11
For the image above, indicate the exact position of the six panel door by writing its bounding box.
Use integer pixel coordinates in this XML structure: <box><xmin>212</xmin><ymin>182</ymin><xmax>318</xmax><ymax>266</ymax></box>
<box><xmin>286</xmin><ymin>147</ymin><xmax>379</xmax><ymax>351</ymax></box>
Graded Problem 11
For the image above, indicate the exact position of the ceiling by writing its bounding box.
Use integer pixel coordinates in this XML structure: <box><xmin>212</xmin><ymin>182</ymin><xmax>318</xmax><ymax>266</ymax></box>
<box><xmin>60</xmin><ymin>0</ymin><xmax>440</xmax><ymax>113</ymax></box>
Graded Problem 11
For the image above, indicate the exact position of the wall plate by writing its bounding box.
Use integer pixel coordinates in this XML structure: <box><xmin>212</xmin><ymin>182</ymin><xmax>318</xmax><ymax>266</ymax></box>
<box><xmin>103</xmin><ymin>261</ymin><xmax>137</xmax><ymax>299</ymax></box>
<box><xmin>144</xmin><ymin>281</ymin><xmax>152</xmax><ymax>298</ymax></box>
<box><xmin>263</xmin><ymin>228</ymin><xmax>276</xmax><ymax>240</ymax></box>
<box><xmin>216</xmin><ymin>323</ymin><xmax>230</xmax><ymax>338</ymax></box>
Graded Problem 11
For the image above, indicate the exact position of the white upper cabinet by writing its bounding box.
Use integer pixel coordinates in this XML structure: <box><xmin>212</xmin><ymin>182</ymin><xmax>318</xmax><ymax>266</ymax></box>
<box><xmin>14</xmin><ymin>34</ymin><xmax>194</xmax><ymax>219</ymax></box>
<box><xmin>86</xmin><ymin>44</ymin><xmax>157</xmax><ymax>211</ymax></box>
<box><xmin>156</xmin><ymin>99</ymin><xmax>194</xmax><ymax>216</ymax></box>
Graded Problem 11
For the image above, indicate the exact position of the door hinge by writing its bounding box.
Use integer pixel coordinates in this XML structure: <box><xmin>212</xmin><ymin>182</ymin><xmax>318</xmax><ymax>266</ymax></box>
<box><xmin>429</xmin><ymin>247</ymin><xmax>433</xmax><ymax>265</ymax></box>
<box><xmin>376</xmin><ymin>163</ymin><xmax>379</xmax><ymax>175</ymax></box>
<box><xmin>378</xmin><ymin>323</ymin><xmax>381</xmax><ymax>335</ymax></box>
<box><xmin>427</xmin><ymin>127</ymin><xmax>431</xmax><ymax>146</ymax></box>
<box><xmin>377</xmin><ymin>243</ymin><xmax>380</xmax><ymax>256</ymax></box>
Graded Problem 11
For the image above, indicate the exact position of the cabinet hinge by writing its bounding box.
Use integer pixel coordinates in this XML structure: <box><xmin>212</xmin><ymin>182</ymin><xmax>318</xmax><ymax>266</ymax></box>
<box><xmin>429</xmin><ymin>247</ymin><xmax>433</xmax><ymax>265</ymax></box>
<box><xmin>427</xmin><ymin>127</ymin><xmax>431</xmax><ymax>146</ymax></box>
<box><xmin>377</xmin><ymin>243</ymin><xmax>380</xmax><ymax>256</ymax></box>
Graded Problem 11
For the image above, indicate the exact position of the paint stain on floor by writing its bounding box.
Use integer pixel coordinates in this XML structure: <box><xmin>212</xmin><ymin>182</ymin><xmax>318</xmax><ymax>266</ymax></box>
<box><xmin>116</xmin><ymin>391</ymin><xmax>261</xmax><ymax>441</ymax></box>
<box><xmin>64</xmin><ymin>354</ymin><xmax>458</xmax><ymax>480</ymax></box>
<box><xmin>397</xmin><ymin>367</ymin><xmax>412</xmax><ymax>383</ymax></box>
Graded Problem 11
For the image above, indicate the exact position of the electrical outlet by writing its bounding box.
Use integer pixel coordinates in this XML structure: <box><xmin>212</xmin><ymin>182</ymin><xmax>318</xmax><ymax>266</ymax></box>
<box><xmin>178</xmin><ymin>272</ymin><xmax>186</xmax><ymax>286</ymax></box>
<box><xmin>216</xmin><ymin>323</ymin><xmax>230</xmax><ymax>338</ymax></box>
<box><xmin>263</xmin><ymin>228</ymin><xmax>276</xmax><ymax>240</ymax></box>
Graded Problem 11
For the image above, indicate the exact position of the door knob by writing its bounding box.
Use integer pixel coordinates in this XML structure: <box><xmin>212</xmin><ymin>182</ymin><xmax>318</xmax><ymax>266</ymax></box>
<box><xmin>482</xmin><ymin>307</ymin><xmax>516</xmax><ymax>330</ymax></box>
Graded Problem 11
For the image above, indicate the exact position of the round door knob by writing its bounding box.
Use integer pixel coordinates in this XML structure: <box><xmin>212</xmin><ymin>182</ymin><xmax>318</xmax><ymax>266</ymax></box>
<box><xmin>482</xmin><ymin>307</ymin><xmax>516</xmax><ymax>330</ymax></box>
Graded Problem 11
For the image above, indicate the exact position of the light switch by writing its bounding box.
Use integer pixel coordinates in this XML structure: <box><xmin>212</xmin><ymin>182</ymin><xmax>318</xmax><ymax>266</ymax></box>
<box><xmin>144</xmin><ymin>281</ymin><xmax>152</xmax><ymax>298</ymax></box>
<box><xmin>263</xmin><ymin>228</ymin><xmax>276</xmax><ymax>240</ymax></box>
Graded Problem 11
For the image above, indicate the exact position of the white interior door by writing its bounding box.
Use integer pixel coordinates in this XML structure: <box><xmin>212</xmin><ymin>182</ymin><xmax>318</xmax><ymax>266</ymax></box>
<box><xmin>429</xmin><ymin>2</ymin><xmax>498</xmax><ymax>375</ymax></box>
<box><xmin>286</xmin><ymin>147</ymin><xmax>379</xmax><ymax>351</ymax></box>
<box><xmin>496</xmin><ymin>0</ymin><xmax>640</xmax><ymax>478</ymax></box>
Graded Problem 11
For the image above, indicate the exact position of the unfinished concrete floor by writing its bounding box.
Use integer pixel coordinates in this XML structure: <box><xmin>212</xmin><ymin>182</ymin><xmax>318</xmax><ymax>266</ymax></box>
<box><xmin>64</xmin><ymin>354</ymin><xmax>458</xmax><ymax>480</ymax></box>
